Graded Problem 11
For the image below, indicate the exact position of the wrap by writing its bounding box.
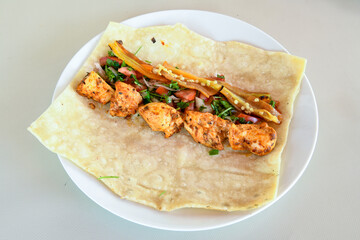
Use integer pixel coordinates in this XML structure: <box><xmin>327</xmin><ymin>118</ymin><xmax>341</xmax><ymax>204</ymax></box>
<box><xmin>28</xmin><ymin>22</ymin><xmax>306</xmax><ymax>211</ymax></box>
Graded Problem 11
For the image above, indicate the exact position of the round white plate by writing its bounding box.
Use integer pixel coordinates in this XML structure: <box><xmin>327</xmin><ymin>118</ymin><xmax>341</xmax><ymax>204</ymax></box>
<box><xmin>53</xmin><ymin>10</ymin><xmax>318</xmax><ymax>231</ymax></box>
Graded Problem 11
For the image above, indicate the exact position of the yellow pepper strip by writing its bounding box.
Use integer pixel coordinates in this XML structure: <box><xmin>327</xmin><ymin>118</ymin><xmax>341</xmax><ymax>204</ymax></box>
<box><xmin>108</xmin><ymin>41</ymin><xmax>169</xmax><ymax>83</ymax></box>
<box><xmin>221</xmin><ymin>88</ymin><xmax>281</xmax><ymax>124</ymax></box>
<box><xmin>160</xmin><ymin>62</ymin><xmax>281</xmax><ymax>123</ymax></box>
<box><xmin>162</xmin><ymin>62</ymin><xmax>222</xmax><ymax>92</ymax></box>
<box><xmin>159</xmin><ymin>71</ymin><xmax>218</xmax><ymax>98</ymax></box>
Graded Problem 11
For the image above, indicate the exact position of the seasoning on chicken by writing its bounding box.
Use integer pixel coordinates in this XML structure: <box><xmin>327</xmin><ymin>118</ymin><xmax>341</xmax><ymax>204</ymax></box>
<box><xmin>228</xmin><ymin>122</ymin><xmax>277</xmax><ymax>156</ymax></box>
<box><xmin>109</xmin><ymin>81</ymin><xmax>142</xmax><ymax>117</ymax></box>
<box><xmin>76</xmin><ymin>71</ymin><xmax>114</xmax><ymax>104</ymax></box>
<box><xmin>138</xmin><ymin>103</ymin><xmax>183</xmax><ymax>138</ymax></box>
<box><xmin>184</xmin><ymin>111</ymin><xmax>231</xmax><ymax>150</ymax></box>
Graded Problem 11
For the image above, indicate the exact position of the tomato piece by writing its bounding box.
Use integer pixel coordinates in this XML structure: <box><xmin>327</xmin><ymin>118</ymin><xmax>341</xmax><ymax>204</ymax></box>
<box><xmin>174</xmin><ymin>89</ymin><xmax>196</xmax><ymax>102</ymax></box>
<box><xmin>238</xmin><ymin>113</ymin><xmax>260</xmax><ymax>123</ymax></box>
<box><xmin>118</xmin><ymin>67</ymin><xmax>137</xmax><ymax>77</ymax></box>
<box><xmin>156</xmin><ymin>86</ymin><xmax>169</xmax><ymax>95</ymax></box>
<box><xmin>99</xmin><ymin>56</ymin><xmax>123</xmax><ymax>67</ymax></box>
<box><xmin>185</xmin><ymin>101</ymin><xmax>195</xmax><ymax>111</ymax></box>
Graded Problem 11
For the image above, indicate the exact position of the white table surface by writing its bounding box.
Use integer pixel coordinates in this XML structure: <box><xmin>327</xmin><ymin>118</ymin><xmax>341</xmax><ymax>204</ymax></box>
<box><xmin>1</xmin><ymin>0</ymin><xmax>359</xmax><ymax>239</ymax></box>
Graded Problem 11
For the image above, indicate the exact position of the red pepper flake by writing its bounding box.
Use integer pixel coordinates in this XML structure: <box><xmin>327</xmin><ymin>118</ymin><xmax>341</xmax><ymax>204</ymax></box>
<box><xmin>161</xmin><ymin>41</ymin><xmax>165</xmax><ymax>46</ymax></box>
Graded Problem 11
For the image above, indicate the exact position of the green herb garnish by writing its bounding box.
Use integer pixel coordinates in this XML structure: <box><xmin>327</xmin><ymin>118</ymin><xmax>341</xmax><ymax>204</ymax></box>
<box><xmin>168</xmin><ymin>80</ymin><xmax>180</xmax><ymax>90</ymax></box>
<box><xmin>175</xmin><ymin>66</ymin><xmax>179</xmax><ymax>69</ymax></box>
<box><xmin>141</xmin><ymin>89</ymin><xmax>151</xmax><ymax>104</ymax></box>
<box><xmin>164</xmin><ymin>95</ymin><xmax>172</xmax><ymax>104</ymax></box>
<box><xmin>131</xmin><ymin>74</ymin><xmax>142</xmax><ymax>86</ymax></box>
<box><xmin>145</xmin><ymin>60</ymin><xmax>152</xmax><ymax>64</ymax></box>
<box><xmin>237</xmin><ymin>117</ymin><xmax>253</xmax><ymax>124</ymax></box>
<box><xmin>177</xmin><ymin>101</ymin><xmax>191</xmax><ymax>109</ymax></box>
<box><xmin>211</xmin><ymin>98</ymin><xmax>234</xmax><ymax>118</ymax></box>
<box><xmin>98</xmin><ymin>176</ymin><xmax>119</xmax><ymax>180</ymax></box>
<box><xmin>108</xmin><ymin>50</ymin><xmax>115</xmax><ymax>57</ymax></box>
<box><xmin>220</xmin><ymin>100</ymin><xmax>232</xmax><ymax>109</ymax></box>
<box><xmin>269</xmin><ymin>100</ymin><xmax>276</xmax><ymax>108</ymax></box>
<box><xmin>209</xmin><ymin>149</ymin><xmax>219</xmax><ymax>155</ymax></box>
<box><xmin>121</xmin><ymin>61</ymin><xmax>127</xmax><ymax>68</ymax></box>
<box><xmin>159</xmin><ymin>191</ymin><xmax>166</xmax><ymax>197</ymax></box>
<box><xmin>105</xmin><ymin>65</ymin><xmax>124</xmax><ymax>82</ymax></box>
<box><xmin>238</xmin><ymin>117</ymin><xmax>247</xmax><ymax>124</ymax></box>
<box><xmin>104</xmin><ymin>65</ymin><xmax>116</xmax><ymax>81</ymax></box>
<box><xmin>106</xmin><ymin>58</ymin><xmax>120</xmax><ymax>69</ymax></box>
<box><xmin>134</xmin><ymin>46</ymin><xmax>142</xmax><ymax>55</ymax></box>
<box><xmin>199</xmin><ymin>106</ymin><xmax>206</xmax><ymax>112</ymax></box>
<box><xmin>228</xmin><ymin>115</ymin><xmax>240</xmax><ymax>122</ymax></box>
<box><xmin>217</xmin><ymin>107</ymin><xmax>233</xmax><ymax>118</ymax></box>
<box><xmin>217</xmin><ymin>74</ymin><xmax>225</xmax><ymax>79</ymax></box>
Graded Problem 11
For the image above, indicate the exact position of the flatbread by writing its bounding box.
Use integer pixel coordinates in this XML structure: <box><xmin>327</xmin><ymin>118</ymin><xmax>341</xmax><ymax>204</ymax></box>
<box><xmin>28</xmin><ymin>22</ymin><xmax>306</xmax><ymax>211</ymax></box>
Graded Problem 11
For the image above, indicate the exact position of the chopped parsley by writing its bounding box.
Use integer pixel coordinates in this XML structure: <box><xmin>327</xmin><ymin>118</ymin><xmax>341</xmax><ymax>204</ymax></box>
<box><xmin>104</xmin><ymin>65</ymin><xmax>116</xmax><ymax>81</ymax></box>
<box><xmin>108</xmin><ymin>50</ymin><xmax>115</xmax><ymax>57</ymax></box>
<box><xmin>98</xmin><ymin>176</ymin><xmax>119</xmax><ymax>180</ymax></box>
<box><xmin>269</xmin><ymin>100</ymin><xmax>276</xmax><ymax>108</ymax></box>
<box><xmin>217</xmin><ymin>74</ymin><xmax>225</xmax><ymax>79</ymax></box>
<box><xmin>175</xmin><ymin>66</ymin><xmax>179</xmax><ymax>69</ymax></box>
<box><xmin>159</xmin><ymin>191</ymin><xmax>166</xmax><ymax>197</ymax></box>
<box><xmin>209</xmin><ymin>149</ymin><xmax>219</xmax><ymax>155</ymax></box>
<box><xmin>238</xmin><ymin>117</ymin><xmax>247</xmax><ymax>124</ymax></box>
<box><xmin>141</xmin><ymin>89</ymin><xmax>151</xmax><ymax>104</ymax></box>
<box><xmin>217</xmin><ymin>107</ymin><xmax>233</xmax><ymax>118</ymax></box>
<box><xmin>199</xmin><ymin>106</ymin><xmax>207</xmax><ymax>112</ymax></box>
<box><xmin>168</xmin><ymin>80</ymin><xmax>180</xmax><ymax>90</ymax></box>
<box><xmin>220</xmin><ymin>100</ymin><xmax>232</xmax><ymax>109</ymax></box>
<box><xmin>238</xmin><ymin>117</ymin><xmax>253</xmax><ymax>124</ymax></box>
<box><xmin>145</xmin><ymin>60</ymin><xmax>152</xmax><ymax>64</ymax></box>
<box><xmin>164</xmin><ymin>95</ymin><xmax>172</xmax><ymax>104</ymax></box>
<box><xmin>228</xmin><ymin>115</ymin><xmax>240</xmax><ymax>122</ymax></box>
<box><xmin>106</xmin><ymin>58</ymin><xmax>120</xmax><ymax>69</ymax></box>
<box><xmin>131</xmin><ymin>74</ymin><xmax>142</xmax><ymax>86</ymax></box>
<box><xmin>134</xmin><ymin>46</ymin><xmax>142</xmax><ymax>55</ymax></box>
<box><xmin>105</xmin><ymin>65</ymin><xmax>124</xmax><ymax>83</ymax></box>
<box><xmin>211</xmin><ymin>98</ymin><xmax>234</xmax><ymax>119</ymax></box>
<box><xmin>177</xmin><ymin>101</ymin><xmax>191</xmax><ymax>109</ymax></box>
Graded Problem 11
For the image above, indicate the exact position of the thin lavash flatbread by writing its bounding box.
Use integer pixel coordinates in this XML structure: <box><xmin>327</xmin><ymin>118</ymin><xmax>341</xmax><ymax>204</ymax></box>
<box><xmin>28</xmin><ymin>22</ymin><xmax>306</xmax><ymax>211</ymax></box>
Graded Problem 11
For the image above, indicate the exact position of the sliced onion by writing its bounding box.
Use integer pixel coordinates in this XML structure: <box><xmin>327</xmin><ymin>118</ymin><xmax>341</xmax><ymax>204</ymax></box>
<box><xmin>109</xmin><ymin>66</ymin><xmax>118</xmax><ymax>76</ymax></box>
<box><xmin>195</xmin><ymin>97</ymin><xmax>212</xmax><ymax>113</ymax></box>
<box><xmin>143</xmin><ymin>77</ymin><xmax>151</xmax><ymax>87</ymax></box>
<box><xmin>94</xmin><ymin>62</ymin><xmax>107</xmax><ymax>80</ymax></box>
<box><xmin>169</xmin><ymin>95</ymin><xmax>181</xmax><ymax>103</ymax></box>
<box><xmin>143</xmin><ymin>78</ymin><xmax>157</xmax><ymax>91</ymax></box>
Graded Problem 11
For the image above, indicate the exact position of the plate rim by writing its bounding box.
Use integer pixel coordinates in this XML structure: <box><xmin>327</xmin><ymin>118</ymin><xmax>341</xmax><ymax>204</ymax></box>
<box><xmin>53</xmin><ymin>10</ymin><xmax>319</xmax><ymax>231</ymax></box>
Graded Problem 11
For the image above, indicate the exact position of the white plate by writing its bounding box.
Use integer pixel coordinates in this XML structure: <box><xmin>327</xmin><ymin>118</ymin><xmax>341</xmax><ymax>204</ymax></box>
<box><xmin>53</xmin><ymin>10</ymin><xmax>318</xmax><ymax>231</ymax></box>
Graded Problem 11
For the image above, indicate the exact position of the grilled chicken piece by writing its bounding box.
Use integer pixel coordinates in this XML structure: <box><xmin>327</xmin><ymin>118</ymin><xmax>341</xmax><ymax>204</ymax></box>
<box><xmin>109</xmin><ymin>81</ymin><xmax>142</xmax><ymax>117</ymax></box>
<box><xmin>76</xmin><ymin>71</ymin><xmax>114</xmax><ymax>104</ymax></box>
<box><xmin>184</xmin><ymin>111</ymin><xmax>231</xmax><ymax>150</ymax></box>
<box><xmin>228</xmin><ymin>122</ymin><xmax>277</xmax><ymax>156</ymax></box>
<box><xmin>138</xmin><ymin>103</ymin><xmax>183</xmax><ymax>138</ymax></box>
